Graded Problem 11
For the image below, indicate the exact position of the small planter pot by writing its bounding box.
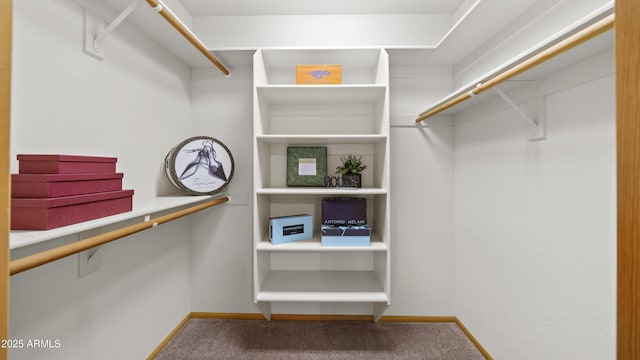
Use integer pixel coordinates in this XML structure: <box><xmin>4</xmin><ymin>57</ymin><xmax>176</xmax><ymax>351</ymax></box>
<box><xmin>341</xmin><ymin>173</ymin><xmax>361</xmax><ymax>188</ymax></box>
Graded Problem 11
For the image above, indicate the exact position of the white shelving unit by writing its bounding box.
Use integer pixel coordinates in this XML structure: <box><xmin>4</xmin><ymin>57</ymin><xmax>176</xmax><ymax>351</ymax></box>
<box><xmin>252</xmin><ymin>48</ymin><xmax>391</xmax><ymax>321</ymax></box>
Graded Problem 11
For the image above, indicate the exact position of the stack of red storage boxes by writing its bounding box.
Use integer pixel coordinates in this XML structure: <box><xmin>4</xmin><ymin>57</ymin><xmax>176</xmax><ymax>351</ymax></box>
<box><xmin>11</xmin><ymin>154</ymin><xmax>134</xmax><ymax>230</ymax></box>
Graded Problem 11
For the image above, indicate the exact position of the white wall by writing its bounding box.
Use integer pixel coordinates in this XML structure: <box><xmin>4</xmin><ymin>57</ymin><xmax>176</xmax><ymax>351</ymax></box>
<box><xmin>388</xmin><ymin>65</ymin><xmax>455</xmax><ymax>315</ymax></box>
<box><xmin>188</xmin><ymin>69</ymin><xmax>256</xmax><ymax>313</ymax></box>
<box><xmin>10</xmin><ymin>0</ymin><xmax>195</xmax><ymax>358</ymax></box>
<box><xmin>389</xmin><ymin>125</ymin><xmax>454</xmax><ymax>315</ymax></box>
<box><xmin>11</xmin><ymin>0</ymin><xmax>193</xmax><ymax>201</ymax></box>
<box><xmin>453</xmin><ymin>50</ymin><xmax>616</xmax><ymax>359</ymax></box>
<box><xmin>10</xmin><ymin>224</ymin><xmax>193</xmax><ymax>360</ymax></box>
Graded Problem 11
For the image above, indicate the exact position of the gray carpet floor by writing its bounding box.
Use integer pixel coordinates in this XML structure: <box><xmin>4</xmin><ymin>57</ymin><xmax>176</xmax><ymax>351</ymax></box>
<box><xmin>154</xmin><ymin>318</ymin><xmax>486</xmax><ymax>360</ymax></box>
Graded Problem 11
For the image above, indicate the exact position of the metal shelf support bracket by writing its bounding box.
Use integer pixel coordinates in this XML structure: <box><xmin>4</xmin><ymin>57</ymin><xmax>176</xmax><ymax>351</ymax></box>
<box><xmin>83</xmin><ymin>0</ymin><xmax>139</xmax><ymax>60</ymax></box>
<box><xmin>493</xmin><ymin>86</ymin><xmax>546</xmax><ymax>141</ymax></box>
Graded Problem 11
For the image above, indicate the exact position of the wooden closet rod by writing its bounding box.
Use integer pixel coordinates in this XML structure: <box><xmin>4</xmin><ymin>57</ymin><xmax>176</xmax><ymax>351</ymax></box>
<box><xmin>9</xmin><ymin>197</ymin><xmax>229</xmax><ymax>276</ymax></box>
<box><xmin>144</xmin><ymin>0</ymin><xmax>230</xmax><ymax>77</ymax></box>
<box><xmin>415</xmin><ymin>13</ymin><xmax>615</xmax><ymax>123</ymax></box>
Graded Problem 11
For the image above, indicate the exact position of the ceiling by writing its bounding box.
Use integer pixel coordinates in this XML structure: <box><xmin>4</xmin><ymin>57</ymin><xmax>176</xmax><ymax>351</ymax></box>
<box><xmin>97</xmin><ymin>0</ymin><xmax>553</xmax><ymax>69</ymax></box>
<box><xmin>178</xmin><ymin>0</ymin><xmax>468</xmax><ymax>16</ymax></box>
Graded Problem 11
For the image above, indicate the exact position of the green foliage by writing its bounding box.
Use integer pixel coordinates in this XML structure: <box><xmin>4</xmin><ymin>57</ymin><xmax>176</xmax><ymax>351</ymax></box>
<box><xmin>335</xmin><ymin>155</ymin><xmax>367</xmax><ymax>175</ymax></box>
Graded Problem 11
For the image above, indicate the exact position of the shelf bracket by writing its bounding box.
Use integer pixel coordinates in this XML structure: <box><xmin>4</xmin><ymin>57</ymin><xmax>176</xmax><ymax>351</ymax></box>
<box><xmin>255</xmin><ymin>302</ymin><xmax>272</xmax><ymax>321</ymax></box>
<box><xmin>83</xmin><ymin>0</ymin><xmax>139</xmax><ymax>60</ymax></box>
<box><xmin>373</xmin><ymin>303</ymin><xmax>389</xmax><ymax>322</ymax></box>
<box><xmin>493</xmin><ymin>86</ymin><xmax>546</xmax><ymax>141</ymax></box>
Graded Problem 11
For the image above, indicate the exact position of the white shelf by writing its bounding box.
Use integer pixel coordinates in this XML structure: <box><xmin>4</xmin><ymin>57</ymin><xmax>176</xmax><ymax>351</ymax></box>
<box><xmin>419</xmin><ymin>6</ymin><xmax>614</xmax><ymax>119</ymax></box>
<box><xmin>256</xmin><ymin>270</ymin><xmax>388</xmax><ymax>303</ymax></box>
<box><xmin>10</xmin><ymin>195</ymin><xmax>215</xmax><ymax>250</ymax></box>
<box><xmin>437</xmin><ymin>32</ymin><xmax>613</xmax><ymax>117</ymax></box>
<box><xmin>256</xmin><ymin>134</ymin><xmax>387</xmax><ymax>144</ymax></box>
<box><xmin>257</xmin><ymin>236</ymin><xmax>387</xmax><ymax>252</ymax></box>
<box><xmin>256</xmin><ymin>85</ymin><xmax>386</xmax><ymax>104</ymax></box>
<box><xmin>256</xmin><ymin>188</ymin><xmax>387</xmax><ymax>196</ymax></box>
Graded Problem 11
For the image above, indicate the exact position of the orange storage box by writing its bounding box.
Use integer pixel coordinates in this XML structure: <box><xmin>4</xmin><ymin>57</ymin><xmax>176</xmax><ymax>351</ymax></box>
<box><xmin>296</xmin><ymin>64</ymin><xmax>342</xmax><ymax>84</ymax></box>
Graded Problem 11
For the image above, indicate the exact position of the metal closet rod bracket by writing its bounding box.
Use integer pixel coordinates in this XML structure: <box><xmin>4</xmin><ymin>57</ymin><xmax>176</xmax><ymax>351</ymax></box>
<box><xmin>492</xmin><ymin>83</ymin><xmax>546</xmax><ymax>141</ymax></box>
<box><xmin>82</xmin><ymin>0</ymin><xmax>139</xmax><ymax>61</ymax></box>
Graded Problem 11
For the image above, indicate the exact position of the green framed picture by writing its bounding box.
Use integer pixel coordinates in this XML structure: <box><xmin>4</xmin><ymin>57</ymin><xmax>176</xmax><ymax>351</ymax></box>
<box><xmin>287</xmin><ymin>146</ymin><xmax>328</xmax><ymax>187</ymax></box>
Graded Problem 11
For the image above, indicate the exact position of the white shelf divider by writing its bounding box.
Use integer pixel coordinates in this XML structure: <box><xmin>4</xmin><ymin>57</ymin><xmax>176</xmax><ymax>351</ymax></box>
<box><xmin>256</xmin><ymin>188</ymin><xmax>387</xmax><ymax>196</ymax></box>
<box><xmin>256</xmin><ymin>270</ymin><xmax>388</xmax><ymax>303</ymax></box>
<box><xmin>257</xmin><ymin>234</ymin><xmax>387</xmax><ymax>252</ymax></box>
<box><xmin>257</xmin><ymin>85</ymin><xmax>386</xmax><ymax>104</ymax></box>
<box><xmin>256</xmin><ymin>134</ymin><xmax>387</xmax><ymax>145</ymax></box>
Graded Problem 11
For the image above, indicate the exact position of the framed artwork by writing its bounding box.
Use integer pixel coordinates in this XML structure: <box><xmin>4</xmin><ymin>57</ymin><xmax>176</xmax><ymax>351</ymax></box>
<box><xmin>286</xmin><ymin>146</ymin><xmax>327</xmax><ymax>187</ymax></box>
<box><xmin>165</xmin><ymin>136</ymin><xmax>234</xmax><ymax>195</ymax></box>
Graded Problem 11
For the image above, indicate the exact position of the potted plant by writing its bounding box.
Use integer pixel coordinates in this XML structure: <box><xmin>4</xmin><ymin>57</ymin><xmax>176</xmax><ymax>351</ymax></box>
<box><xmin>335</xmin><ymin>155</ymin><xmax>367</xmax><ymax>188</ymax></box>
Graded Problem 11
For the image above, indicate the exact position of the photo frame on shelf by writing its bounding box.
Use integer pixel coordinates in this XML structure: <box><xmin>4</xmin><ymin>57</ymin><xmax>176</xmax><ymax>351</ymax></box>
<box><xmin>286</xmin><ymin>146</ymin><xmax>327</xmax><ymax>187</ymax></box>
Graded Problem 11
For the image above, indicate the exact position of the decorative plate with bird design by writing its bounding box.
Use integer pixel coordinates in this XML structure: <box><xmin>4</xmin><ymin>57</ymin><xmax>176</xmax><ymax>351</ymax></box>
<box><xmin>165</xmin><ymin>136</ymin><xmax>234</xmax><ymax>195</ymax></box>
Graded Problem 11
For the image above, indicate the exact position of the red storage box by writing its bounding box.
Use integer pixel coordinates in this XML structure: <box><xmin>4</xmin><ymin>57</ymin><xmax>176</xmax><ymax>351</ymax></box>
<box><xmin>12</xmin><ymin>173</ymin><xmax>124</xmax><ymax>198</ymax></box>
<box><xmin>11</xmin><ymin>189</ymin><xmax>134</xmax><ymax>230</ymax></box>
<box><xmin>17</xmin><ymin>154</ymin><xmax>117</xmax><ymax>174</ymax></box>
